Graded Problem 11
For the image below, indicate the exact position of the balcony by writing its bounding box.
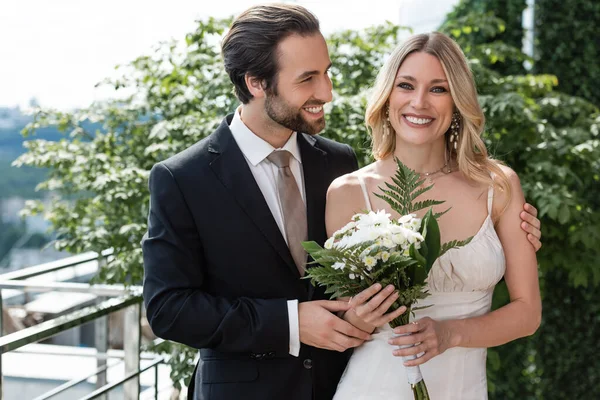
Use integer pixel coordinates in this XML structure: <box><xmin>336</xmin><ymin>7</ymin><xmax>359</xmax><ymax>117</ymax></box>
<box><xmin>0</xmin><ymin>251</ymin><xmax>172</xmax><ymax>399</ymax></box>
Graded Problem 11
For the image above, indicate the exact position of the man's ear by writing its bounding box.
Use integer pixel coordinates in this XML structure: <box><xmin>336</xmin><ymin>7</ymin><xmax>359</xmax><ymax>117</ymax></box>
<box><xmin>245</xmin><ymin>74</ymin><xmax>266</xmax><ymax>99</ymax></box>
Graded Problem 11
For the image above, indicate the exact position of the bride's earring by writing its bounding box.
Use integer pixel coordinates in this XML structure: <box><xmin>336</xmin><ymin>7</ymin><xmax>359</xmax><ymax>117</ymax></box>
<box><xmin>449</xmin><ymin>111</ymin><xmax>461</xmax><ymax>150</ymax></box>
<box><xmin>383</xmin><ymin>107</ymin><xmax>391</xmax><ymax>137</ymax></box>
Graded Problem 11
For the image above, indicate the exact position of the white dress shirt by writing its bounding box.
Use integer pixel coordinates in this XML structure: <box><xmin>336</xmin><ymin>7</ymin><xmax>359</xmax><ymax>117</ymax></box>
<box><xmin>229</xmin><ymin>108</ymin><xmax>303</xmax><ymax>357</ymax></box>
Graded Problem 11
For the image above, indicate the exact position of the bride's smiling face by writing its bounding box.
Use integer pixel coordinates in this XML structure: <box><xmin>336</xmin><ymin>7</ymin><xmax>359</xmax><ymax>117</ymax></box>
<box><xmin>387</xmin><ymin>51</ymin><xmax>455</xmax><ymax>146</ymax></box>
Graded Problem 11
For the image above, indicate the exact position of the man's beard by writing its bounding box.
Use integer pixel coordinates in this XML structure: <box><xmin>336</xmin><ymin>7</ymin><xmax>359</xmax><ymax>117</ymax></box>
<box><xmin>264</xmin><ymin>91</ymin><xmax>325</xmax><ymax>135</ymax></box>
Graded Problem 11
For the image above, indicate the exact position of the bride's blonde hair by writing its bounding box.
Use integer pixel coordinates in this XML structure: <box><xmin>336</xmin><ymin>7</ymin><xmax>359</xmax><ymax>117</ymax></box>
<box><xmin>366</xmin><ymin>32</ymin><xmax>511</xmax><ymax>213</ymax></box>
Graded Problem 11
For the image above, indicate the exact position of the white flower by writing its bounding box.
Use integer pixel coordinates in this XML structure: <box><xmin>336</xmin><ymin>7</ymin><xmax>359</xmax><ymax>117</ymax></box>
<box><xmin>339</xmin><ymin>220</ymin><xmax>357</xmax><ymax>234</ymax></box>
<box><xmin>391</xmin><ymin>232</ymin><xmax>408</xmax><ymax>246</ymax></box>
<box><xmin>407</xmin><ymin>231</ymin><xmax>424</xmax><ymax>244</ymax></box>
<box><xmin>351</xmin><ymin>213</ymin><xmax>363</xmax><ymax>222</ymax></box>
<box><xmin>332</xmin><ymin>262</ymin><xmax>345</xmax><ymax>270</ymax></box>
<box><xmin>349</xmin><ymin>273</ymin><xmax>356</xmax><ymax>280</ymax></box>
<box><xmin>324</xmin><ymin>237</ymin><xmax>335</xmax><ymax>249</ymax></box>
<box><xmin>355</xmin><ymin>210</ymin><xmax>392</xmax><ymax>229</ymax></box>
<box><xmin>363</xmin><ymin>256</ymin><xmax>377</xmax><ymax>269</ymax></box>
<box><xmin>408</xmin><ymin>218</ymin><xmax>422</xmax><ymax>232</ymax></box>
<box><xmin>381</xmin><ymin>237</ymin><xmax>395</xmax><ymax>249</ymax></box>
<box><xmin>380</xmin><ymin>251</ymin><xmax>390</xmax><ymax>262</ymax></box>
<box><xmin>399</xmin><ymin>214</ymin><xmax>422</xmax><ymax>232</ymax></box>
<box><xmin>398</xmin><ymin>214</ymin><xmax>415</xmax><ymax>224</ymax></box>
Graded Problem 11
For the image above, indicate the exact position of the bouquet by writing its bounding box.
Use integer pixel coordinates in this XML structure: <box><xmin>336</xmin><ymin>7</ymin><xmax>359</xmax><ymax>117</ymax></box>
<box><xmin>302</xmin><ymin>159</ymin><xmax>472</xmax><ymax>400</ymax></box>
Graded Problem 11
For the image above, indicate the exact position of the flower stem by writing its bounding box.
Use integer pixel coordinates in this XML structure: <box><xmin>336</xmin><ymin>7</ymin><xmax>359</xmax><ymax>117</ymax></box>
<box><xmin>412</xmin><ymin>380</ymin><xmax>431</xmax><ymax>400</ymax></box>
<box><xmin>389</xmin><ymin>304</ymin><xmax>411</xmax><ymax>329</ymax></box>
<box><xmin>389</xmin><ymin>304</ymin><xmax>431</xmax><ymax>400</ymax></box>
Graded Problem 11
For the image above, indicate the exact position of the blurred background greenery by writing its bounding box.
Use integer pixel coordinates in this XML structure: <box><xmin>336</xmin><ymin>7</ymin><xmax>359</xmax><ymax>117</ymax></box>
<box><xmin>6</xmin><ymin>0</ymin><xmax>599</xmax><ymax>398</ymax></box>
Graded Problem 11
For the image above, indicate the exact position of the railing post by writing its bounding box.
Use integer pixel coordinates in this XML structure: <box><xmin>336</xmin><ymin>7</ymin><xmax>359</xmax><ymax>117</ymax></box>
<box><xmin>124</xmin><ymin>302</ymin><xmax>141</xmax><ymax>400</ymax></box>
<box><xmin>95</xmin><ymin>297</ymin><xmax>109</xmax><ymax>400</ymax></box>
<box><xmin>154</xmin><ymin>363</ymin><xmax>159</xmax><ymax>400</ymax></box>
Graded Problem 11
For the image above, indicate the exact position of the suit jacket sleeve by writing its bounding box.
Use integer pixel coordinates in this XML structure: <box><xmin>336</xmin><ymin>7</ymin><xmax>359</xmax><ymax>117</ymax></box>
<box><xmin>142</xmin><ymin>163</ymin><xmax>289</xmax><ymax>354</ymax></box>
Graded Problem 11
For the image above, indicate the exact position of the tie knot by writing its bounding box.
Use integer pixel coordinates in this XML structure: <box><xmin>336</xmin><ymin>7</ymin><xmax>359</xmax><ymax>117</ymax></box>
<box><xmin>268</xmin><ymin>150</ymin><xmax>292</xmax><ymax>168</ymax></box>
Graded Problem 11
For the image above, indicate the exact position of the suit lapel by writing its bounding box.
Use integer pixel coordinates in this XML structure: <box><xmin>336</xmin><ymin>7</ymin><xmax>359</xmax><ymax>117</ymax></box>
<box><xmin>298</xmin><ymin>133</ymin><xmax>328</xmax><ymax>246</ymax></box>
<box><xmin>298</xmin><ymin>134</ymin><xmax>330</xmax><ymax>300</ymax></box>
<box><xmin>208</xmin><ymin>117</ymin><xmax>298</xmax><ymax>277</ymax></box>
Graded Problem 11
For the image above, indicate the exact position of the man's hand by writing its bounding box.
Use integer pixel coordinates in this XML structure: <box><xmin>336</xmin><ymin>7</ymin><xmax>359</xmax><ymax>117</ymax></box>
<box><xmin>299</xmin><ymin>300</ymin><xmax>371</xmax><ymax>352</ymax></box>
<box><xmin>520</xmin><ymin>203</ymin><xmax>542</xmax><ymax>252</ymax></box>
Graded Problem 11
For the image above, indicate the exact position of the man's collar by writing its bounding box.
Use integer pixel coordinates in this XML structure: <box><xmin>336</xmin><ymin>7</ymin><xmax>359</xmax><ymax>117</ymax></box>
<box><xmin>229</xmin><ymin>107</ymin><xmax>302</xmax><ymax>166</ymax></box>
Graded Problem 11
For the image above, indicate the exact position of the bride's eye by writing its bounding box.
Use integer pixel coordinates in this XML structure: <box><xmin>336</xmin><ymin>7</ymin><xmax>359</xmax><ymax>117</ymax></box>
<box><xmin>431</xmin><ymin>86</ymin><xmax>448</xmax><ymax>93</ymax></box>
<box><xmin>398</xmin><ymin>82</ymin><xmax>413</xmax><ymax>90</ymax></box>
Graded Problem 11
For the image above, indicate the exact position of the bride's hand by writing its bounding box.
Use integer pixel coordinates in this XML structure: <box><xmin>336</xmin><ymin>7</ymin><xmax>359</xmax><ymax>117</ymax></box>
<box><xmin>343</xmin><ymin>283</ymin><xmax>407</xmax><ymax>334</ymax></box>
<box><xmin>388</xmin><ymin>317</ymin><xmax>454</xmax><ymax>366</ymax></box>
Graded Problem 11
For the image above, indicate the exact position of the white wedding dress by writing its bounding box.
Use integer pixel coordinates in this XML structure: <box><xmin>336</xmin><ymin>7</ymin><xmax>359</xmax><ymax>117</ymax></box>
<box><xmin>333</xmin><ymin>178</ymin><xmax>506</xmax><ymax>400</ymax></box>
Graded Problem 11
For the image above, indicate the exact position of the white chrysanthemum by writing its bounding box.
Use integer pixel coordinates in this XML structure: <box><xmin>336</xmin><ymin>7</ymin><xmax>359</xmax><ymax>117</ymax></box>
<box><xmin>332</xmin><ymin>262</ymin><xmax>345</xmax><ymax>270</ymax></box>
<box><xmin>363</xmin><ymin>256</ymin><xmax>377</xmax><ymax>269</ymax></box>
<box><xmin>355</xmin><ymin>210</ymin><xmax>392</xmax><ymax>229</ymax></box>
<box><xmin>380</xmin><ymin>251</ymin><xmax>390</xmax><ymax>262</ymax></box>
<box><xmin>398</xmin><ymin>214</ymin><xmax>414</xmax><ymax>224</ymax></box>
<box><xmin>338</xmin><ymin>220</ymin><xmax>357</xmax><ymax>235</ymax></box>
<box><xmin>408</xmin><ymin>218</ymin><xmax>422</xmax><ymax>232</ymax></box>
<box><xmin>342</xmin><ymin>226</ymin><xmax>385</xmax><ymax>248</ymax></box>
<box><xmin>406</xmin><ymin>231</ymin><xmax>424</xmax><ymax>244</ymax></box>
<box><xmin>399</xmin><ymin>214</ymin><xmax>422</xmax><ymax>232</ymax></box>
<box><xmin>351</xmin><ymin>213</ymin><xmax>363</xmax><ymax>222</ymax></box>
<box><xmin>382</xmin><ymin>237</ymin><xmax>395</xmax><ymax>249</ymax></box>
<box><xmin>392</xmin><ymin>232</ymin><xmax>408</xmax><ymax>246</ymax></box>
<box><xmin>324</xmin><ymin>237</ymin><xmax>335</xmax><ymax>249</ymax></box>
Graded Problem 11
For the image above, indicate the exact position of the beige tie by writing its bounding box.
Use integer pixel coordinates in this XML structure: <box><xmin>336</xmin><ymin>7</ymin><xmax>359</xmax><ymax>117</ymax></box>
<box><xmin>268</xmin><ymin>150</ymin><xmax>308</xmax><ymax>275</ymax></box>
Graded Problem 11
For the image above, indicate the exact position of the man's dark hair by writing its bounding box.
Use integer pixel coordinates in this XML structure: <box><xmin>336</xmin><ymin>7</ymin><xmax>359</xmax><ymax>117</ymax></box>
<box><xmin>221</xmin><ymin>4</ymin><xmax>320</xmax><ymax>104</ymax></box>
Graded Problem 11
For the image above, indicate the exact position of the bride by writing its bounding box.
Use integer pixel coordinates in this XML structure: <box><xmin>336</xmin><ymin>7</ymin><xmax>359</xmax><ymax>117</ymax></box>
<box><xmin>327</xmin><ymin>32</ymin><xmax>542</xmax><ymax>399</ymax></box>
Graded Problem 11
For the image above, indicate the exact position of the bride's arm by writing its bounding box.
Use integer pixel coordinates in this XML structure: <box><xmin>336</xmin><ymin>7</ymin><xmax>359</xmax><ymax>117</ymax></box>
<box><xmin>390</xmin><ymin>167</ymin><xmax>541</xmax><ymax>366</ymax></box>
<box><xmin>446</xmin><ymin>167</ymin><xmax>541</xmax><ymax>345</ymax></box>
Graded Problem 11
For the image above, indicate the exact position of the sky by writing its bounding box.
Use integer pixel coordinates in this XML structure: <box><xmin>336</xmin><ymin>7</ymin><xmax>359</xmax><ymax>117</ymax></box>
<box><xmin>0</xmin><ymin>0</ymin><xmax>458</xmax><ymax>111</ymax></box>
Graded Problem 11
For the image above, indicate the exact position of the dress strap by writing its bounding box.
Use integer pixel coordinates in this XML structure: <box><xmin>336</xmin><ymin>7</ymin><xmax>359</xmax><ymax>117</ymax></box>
<box><xmin>487</xmin><ymin>184</ymin><xmax>494</xmax><ymax>215</ymax></box>
<box><xmin>357</xmin><ymin>176</ymin><xmax>373</xmax><ymax>212</ymax></box>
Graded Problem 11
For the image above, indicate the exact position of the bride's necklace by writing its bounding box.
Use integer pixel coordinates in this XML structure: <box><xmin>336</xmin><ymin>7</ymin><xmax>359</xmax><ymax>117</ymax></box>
<box><xmin>418</xmin><ymin>162</ymin><xmax>453</xmax><ymax>185</ymax></box>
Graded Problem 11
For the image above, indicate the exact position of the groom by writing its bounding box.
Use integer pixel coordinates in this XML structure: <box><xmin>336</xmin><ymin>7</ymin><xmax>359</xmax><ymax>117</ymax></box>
<box><xmin>141</xmin><ymin>4</ymin><xmax>542</xmax><ymax>400</ymax></box>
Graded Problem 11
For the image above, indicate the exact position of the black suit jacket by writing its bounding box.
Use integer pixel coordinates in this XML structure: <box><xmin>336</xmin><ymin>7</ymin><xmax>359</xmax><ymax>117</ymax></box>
<box><xmin>142</xmin><ymin>115</ymin><xmax>359</xmax><ymax>400</ymax></box>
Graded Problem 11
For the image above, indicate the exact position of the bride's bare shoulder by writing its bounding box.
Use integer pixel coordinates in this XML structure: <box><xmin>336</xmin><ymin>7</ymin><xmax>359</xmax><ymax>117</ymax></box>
<box><xmin>328</xmin><ymin>163</ymin><xmax>379</xmax><ymax>194</ymax></box>
<box><xmin>326</xmin><ymin>164</ymin><xmax>379</xmax><ymax>235</ymax></box>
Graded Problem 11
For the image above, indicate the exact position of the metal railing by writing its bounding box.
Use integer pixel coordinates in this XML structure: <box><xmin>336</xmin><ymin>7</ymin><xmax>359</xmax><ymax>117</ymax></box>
<box><xmin>0</xmin><ymin>251</ymin><xmax>164</xmax><ymax>400</ymax></box>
